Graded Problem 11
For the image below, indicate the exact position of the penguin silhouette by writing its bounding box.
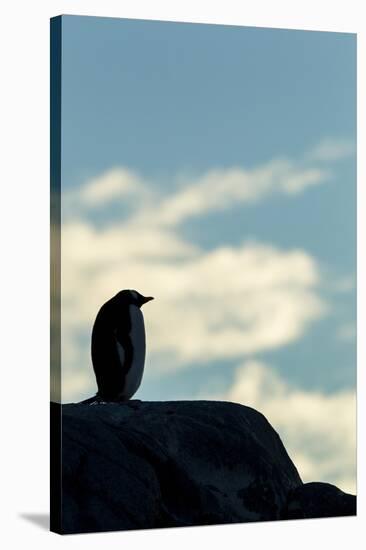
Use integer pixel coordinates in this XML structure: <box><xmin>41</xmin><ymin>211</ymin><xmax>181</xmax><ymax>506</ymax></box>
<box><xmin>85</xmin><ymin>289</ymin><xmax>154</xmax><ymax>404</ymax></box>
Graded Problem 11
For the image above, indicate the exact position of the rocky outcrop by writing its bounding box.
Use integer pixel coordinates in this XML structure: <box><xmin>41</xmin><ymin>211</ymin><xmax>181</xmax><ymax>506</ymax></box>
<box><xmin>282</xmin><ymin>482</ymin><xmax>356</xmax><ymax>519</ymax></box>
<box><xmin>52</xmin><ymin>400</ymin><xmax>356</xmax><ymax>534</ymax></box>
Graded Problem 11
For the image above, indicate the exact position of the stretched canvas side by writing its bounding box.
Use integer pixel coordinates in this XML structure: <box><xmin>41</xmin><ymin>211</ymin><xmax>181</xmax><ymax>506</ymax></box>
<box><xmin>50</xmin><ymin>15</ymin><xmax>62</xmax><ymax>535</ymax></box>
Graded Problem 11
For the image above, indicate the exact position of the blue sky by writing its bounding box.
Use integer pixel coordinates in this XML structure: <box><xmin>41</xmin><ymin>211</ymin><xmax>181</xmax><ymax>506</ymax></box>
<box><xmin>61</xmin><ymin>17</ymin><xmax>355</xmax><ymax>182</ymax></box>
<box><xmin>59</xmin><ymin>15</ymin><xmax>356</xmax><ymax>491</ymax></box>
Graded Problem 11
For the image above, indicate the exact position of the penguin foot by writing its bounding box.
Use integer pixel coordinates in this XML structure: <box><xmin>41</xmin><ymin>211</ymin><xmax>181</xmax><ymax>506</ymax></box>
<box><xmin>79</xmin><ymin>395</ymin><xmax>141</xmax><ymax>406</ymax></box>
<box><xmin>79</xmin><ymin>395</ymin><xmax>108</xmax><ymax>406</ymax></box>
<box><xmin>89</xmin><ymin>399</ymin><xmax>108</xmax><ymax>406</ymax></box>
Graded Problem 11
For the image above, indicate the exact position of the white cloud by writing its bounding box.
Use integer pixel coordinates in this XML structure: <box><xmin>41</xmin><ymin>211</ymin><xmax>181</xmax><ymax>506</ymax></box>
<box><xmin>146</xmin><ymin>243</ymin><xmax>325</xmax><ymax>364</ymax></box>
<box><xmin>60</xmin><ymin>140</ymin><xmax>348</xmax><ymax>399</ymax></box>
<box><xmin>61</xmin><ymin>219</ymin><xmax>326</xmax><ymax>385</ymax></box>
<box><xmin>131</xmin><ymin>159</ymin><xmax>330</xmax><ymax>227</ymax></box>
<box><xmin>63</xmin><ymin>167</ymin><xmax>151</xmax><ymax>219</ymax></box>
<box><xmin>62</xmin><ymin>220</ymin><xmax>198</xmax><ymax>266</ymax></box>
<box><xmin>62</xmin><ymin>139</ymin><xmax>337</xmax><ymax>229</ymax></box>
<box><xmin>307</xmin><ymin>137</ymin><xmax>355</xmax><ymax>162</ymax></box>
<box><xmin>79</xmin><ymin>167</ymin><xmax>146</xmax><ymax>205</ymax></box>
<box><xmin>222</xmin><ymin>360</ymin><xmax>356</xmax><ymax>494</ymax></box>
<box><xmin>62</xmin><ymin>367</ymin><xmax>94</xmax><ymax>402</ymax></box>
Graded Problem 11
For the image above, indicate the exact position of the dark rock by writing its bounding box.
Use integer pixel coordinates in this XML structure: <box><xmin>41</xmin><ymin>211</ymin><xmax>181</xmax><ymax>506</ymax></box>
<box><xmin>56</xmin><ymin>400</ymin><xmax>302</xmax><ymax>533</ymax></box>
<box><xmin>53</xmin><ymin>400</ymin><xmax>356</xmax><ymax>534</ymax></box>
<box><xmin>282</xmin><ymin>482</ymin><xmax>356</xmax><ymax>520</ymax></box>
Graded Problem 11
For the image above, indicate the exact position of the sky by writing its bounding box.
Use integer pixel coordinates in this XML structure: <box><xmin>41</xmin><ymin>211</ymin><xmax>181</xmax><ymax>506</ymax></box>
<box><xmin>58</xmin><ymin>15</ymin><xmax>356</xmax><ymax>493</ymax></box>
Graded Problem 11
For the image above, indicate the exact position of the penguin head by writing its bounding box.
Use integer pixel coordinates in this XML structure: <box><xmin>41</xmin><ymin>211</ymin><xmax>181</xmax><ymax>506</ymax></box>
<box><xmin>116</xmin><ymin>289</ymin><xmax>154</xmax><ymax>309</ymax></box>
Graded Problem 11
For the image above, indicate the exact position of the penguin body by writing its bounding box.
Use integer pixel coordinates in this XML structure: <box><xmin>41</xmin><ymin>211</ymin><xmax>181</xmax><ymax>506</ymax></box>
<box><xmin>91</xmin><ymin>289</ymin><xmax>153</xmax><ymax>401</ymax></box>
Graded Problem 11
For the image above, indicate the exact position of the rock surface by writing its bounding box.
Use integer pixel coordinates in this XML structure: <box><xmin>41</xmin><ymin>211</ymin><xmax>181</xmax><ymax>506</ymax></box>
<box><xmin>282</xmin><ymin>482</ymin><xmax>356</xmax><ymax>520</ymax></box>
<box><xmin>54</xmin><ymin>400</ymin><xmax>356</xmax><ymax>534</ymax></box>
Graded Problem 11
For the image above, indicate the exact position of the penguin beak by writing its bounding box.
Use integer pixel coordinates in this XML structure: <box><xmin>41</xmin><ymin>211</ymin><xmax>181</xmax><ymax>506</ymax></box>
<box><xmin>141</xmin><ymin>296</ymin><xmax>154</xmax><ymax>305</ymax></box>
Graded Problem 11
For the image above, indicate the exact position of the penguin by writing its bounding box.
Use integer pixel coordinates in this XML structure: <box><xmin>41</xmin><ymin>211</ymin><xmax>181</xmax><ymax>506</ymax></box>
<box><xmin>86</xmin><ymin>289</ymin><xmax>154</xmax><ymax>404</ymax></box>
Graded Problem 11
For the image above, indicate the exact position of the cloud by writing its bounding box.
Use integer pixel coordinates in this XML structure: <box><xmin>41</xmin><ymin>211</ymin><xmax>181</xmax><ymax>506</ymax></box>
<box><xmin>221</xmin><ymin>360</ymin><xmax>356</xmax><ymax>494</ymax></box>
<box><xmin>130</xmin><ymin>159</ymin><xmax>330</xmax><ymax>228</ymax></box>
<box><xmin>307</xmin><ymin>137</ymin><xmax>355</xmax><ymax>162</ymax></box>
<box><xmin>60</xmin><ymin>139</ymin><xmax>349</xmax><ymax>399</ymax></box>
<box><xmin>63</xmin><ymin>167</ymin><xmax>151</xmax><ymax>219</ymax></box>
<box><xmin>64</xmin><ymin>139</ymin><xmax>335</xmax><ymax>229</ymax></box>
<box><xmin>79</xmin><ymin>168</ymin><xmax>146</xmax><ymax>205</ymax></box>
<box><xmin>145</xmin><ymin>243</ymin><xmax>325</xmax><ymax>364</ymax></box>
<box><xmin>62</xmin><ymin>220</ymin><xmax>198</xmax><ymax>266</ymax></box>
<box><xmin>61</xmin><ymin>219</ymin><xmax>326</xmax><ymax>391</ymax></box>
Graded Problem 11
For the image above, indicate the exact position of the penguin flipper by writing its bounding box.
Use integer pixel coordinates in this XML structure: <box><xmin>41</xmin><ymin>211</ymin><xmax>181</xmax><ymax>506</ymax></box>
<box><xmin>115</xmin><ymin>338</ymin><xmax>125</xmax><ymax>366</ymax></box>
<box><xmin>114</xmin><ymin>331</ymin><xmax>139</xmax><ymax>400</ymax></box>
<box><xmin>114</xmin><ymin>329</ymin><xmax>134</xmax><ymax>373</ymax></box>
